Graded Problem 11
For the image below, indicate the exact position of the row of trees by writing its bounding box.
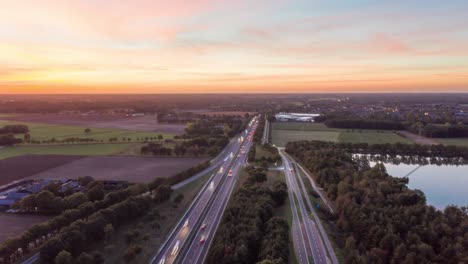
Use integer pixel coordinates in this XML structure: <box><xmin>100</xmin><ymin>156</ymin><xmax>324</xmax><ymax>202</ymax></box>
<box><xmin>285</xmin><ymin>141</ymin><xmax>468</xmax><ymax>263</ymax></box>
<box><xmin>40</xmin><ymin>195</ymin><xmax>152</xmax><ymax>263</ymax></box>
<box><xmin>417</xmin><ymin>124</ymin><xmax>468</xmax><ymax>138</ymax></box>
<box><xmin>325</xmin><ymin>119</ymin><xmax>404</xmax><ymax>130</ymax></box>
<box><xmin>0</xmin><ymin>124</ymin><xmax>29</xmax><ymax>135</ymax></box>
<box><xmin>140</xmin><ymin>143</ymin><xmax>172</xmax><ymax>156</ymax></box>
<box><xmin>207</xmin><ymin>166</ymin><xmax>289</xmax><ymax>264</ymax></box>
<box><xmin>293</xmin><ymin>140</ymin><xmax>468</xmax><ymax>160</ymax></box>
<box><xmin>0</xmin><ymin>183</ymin><xmax>150</xmax><ymax>263</ymax></box>
<box><xmin>0</xmin><ymin>134</ymin><xmax>22</xmax><ymax>146</ymax></box>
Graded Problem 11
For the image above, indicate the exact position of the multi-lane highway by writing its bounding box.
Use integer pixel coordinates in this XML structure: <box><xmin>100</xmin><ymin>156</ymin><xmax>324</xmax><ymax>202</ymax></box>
<box><xmin>280</xmin><ymin>149</ymin><xmax>338</xmax><ymax>264</ymax></box>
<box><xmin>150</xmin><ymin>116</ymin><xmax>258</xmax><ymax>264</ymax></box>
<box><xmin>182</xmin><ymin>127</ymin><xmax>255</xmax><ymax>263</ymax></box>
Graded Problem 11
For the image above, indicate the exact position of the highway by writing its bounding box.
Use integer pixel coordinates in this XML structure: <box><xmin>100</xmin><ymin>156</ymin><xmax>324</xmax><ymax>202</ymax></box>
<box><xmin>261</xmin><ymin>116</ymin><xmax>269</xmax><ymax>145</ymax></box>
<box><xmin>181</xmin><ymin>126</ymin><xmax>255</xmax><ymax>264</ymax></box>
<box><xmin>150</xmin><ymin>116</ymin><xmax>259</xmax><ymax>264</ymax></box>
<box><xmin>280</xmin><ymin>149</ymin><xmax>334</xmax><ymax>264</ymax></box>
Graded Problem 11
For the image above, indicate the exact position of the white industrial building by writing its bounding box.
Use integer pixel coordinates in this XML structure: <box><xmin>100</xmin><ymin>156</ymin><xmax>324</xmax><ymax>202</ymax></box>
<box><xmin>275</xmin><ymin>112</ymin><xmax>321</xmax><ymax>122</ymax></box>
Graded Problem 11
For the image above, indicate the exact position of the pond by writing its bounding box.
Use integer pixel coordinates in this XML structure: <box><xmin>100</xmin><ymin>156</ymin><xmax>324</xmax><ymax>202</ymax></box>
<box><xmin>371</xmin><ymin>161</ymin><xmax>468</xmax><ymax>209</ymax></box>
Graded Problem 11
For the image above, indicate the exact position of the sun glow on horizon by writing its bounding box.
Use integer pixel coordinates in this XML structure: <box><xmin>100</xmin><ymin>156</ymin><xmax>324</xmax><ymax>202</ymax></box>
<box><xmin>1</xmin><ymin>0</ymin><xmax>468</xmax><ymax>94</ymax></box>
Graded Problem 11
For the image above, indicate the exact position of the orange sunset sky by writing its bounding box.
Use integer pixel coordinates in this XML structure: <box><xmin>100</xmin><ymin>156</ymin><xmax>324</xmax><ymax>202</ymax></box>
<box><xmin>1</xmin><ymin>0</ymin><xmax>468</xmax><ymax>94</ymax></box>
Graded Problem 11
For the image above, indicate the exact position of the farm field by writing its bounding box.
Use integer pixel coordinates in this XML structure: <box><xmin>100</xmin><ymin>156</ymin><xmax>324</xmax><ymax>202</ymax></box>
<box><xmin>271</xmin><ymin>122</ymin><xmax>412</xmax><ymax>147</ymax></box>
<box><xmin>0</xmin><ymin>155</ymin><xmax>83</xmax><ymax>186</ymax></box>
<box><xmin>0</xmin><ymin>213</ymin><xmax>51</xmax><ymax>244</ymax></box>
<box><xmin>1</xmin><ymin>114</ymin><xmax>186</xmax><ymax>134</ymax></box>
<box><xmin>0</xmin><ymin>120</ymin><xmax>175</xmax><ymax>142</ymax></box>
<box><xmin>27</xmin><ymin>156</ymin><xmax>206</xmax><ymax>183</ymax></box>
<box><xmin>0</xmin><ymin>143</ymin><xmax>135</xmax><ymax>160</ymax></box>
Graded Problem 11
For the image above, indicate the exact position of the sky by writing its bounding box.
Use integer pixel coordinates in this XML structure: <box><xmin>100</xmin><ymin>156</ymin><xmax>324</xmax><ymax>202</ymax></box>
<box><xmin>1</xmin><ymin>0</ymin><xmax>468</xmax><ymax>94</ymax></box>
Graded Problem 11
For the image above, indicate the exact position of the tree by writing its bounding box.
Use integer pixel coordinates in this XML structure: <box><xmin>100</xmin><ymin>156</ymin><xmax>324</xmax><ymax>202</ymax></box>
<box><xmin>54</xmin><ymin>250</ymin><xmax>72</xmax><ymax>264</ymax></box>
<box><xmin>36</xmin><ymin>190</ymin><xmax>56</xmax><ymax>211</ymax></box>
<box><xmin>64</xmin><ymin>192</ymin><xmax>88</xmax><ymax>209</ymax></box>
<box><xmin>271</xmin><ymin>181</ymin><xmax>287</xmax><ymax>206</ymax></box>
<box><xmin>87</xmin><ymin>185</ymin><xmax>105</xmax><ymax>201</ymax></box>
<box><xmin>24</xmin><ymin>133</ymin><xmax>31</xmax><ymax>142</ymax></box>
<box><xmin>75</xmin><ymin>252</ymin><xmax>93</xmax><ymax>264</ymax></box>
<box><xmin>104</xmin><ymin>223</ymin><xmax>114</xmax><ymax>242</ymax></box>
<box><xmin>173</xmin><ymin>193</ymin><xmax>184</xmax><ymax>204</ymax></box>
<box><xmin>84</xmin><ymin>128</ymin><xmax>91</xmax><ymax>134</ymax></box>
<box><xmin>79</xmin><ymin>176</ymin><xmax>95</xmax><ymax>187</ymax></box>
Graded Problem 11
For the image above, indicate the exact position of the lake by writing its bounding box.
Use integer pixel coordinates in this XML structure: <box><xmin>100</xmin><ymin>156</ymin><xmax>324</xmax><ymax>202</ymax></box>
<box><xmin>371</xmin><ymin>161</ymin><xmax>468</xmax><ymax>209</ymax></box>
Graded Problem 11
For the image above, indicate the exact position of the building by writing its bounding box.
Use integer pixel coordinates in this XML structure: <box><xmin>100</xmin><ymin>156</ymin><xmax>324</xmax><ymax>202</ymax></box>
<box><xmin>275</xmin><ymin>112</ymin><xmax>321</xmax><ymax>122</ymax></box>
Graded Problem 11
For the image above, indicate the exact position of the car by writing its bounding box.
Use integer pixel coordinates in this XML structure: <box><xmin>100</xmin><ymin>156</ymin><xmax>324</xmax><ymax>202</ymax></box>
<box><xmin>159</xmin><ymin>258</ymin><xmax>165</xmax><ymax>264</ymax></box>
<box><xmin>171</xmin><ymin>240</ymin><xmax>180</xmax><ymax>256</ymax></box>
<box><xmin>200</xmin><ymin>235</ymin><xmax>206</xmax><ymax>244</ymax></box>
<box><xmin>228</xmin><ymin>170</ymin><xmax>233</xmax><ymax>177</ymax></box>
<box><xmin>201</xmin><ymin>223</ymin><xmax>207</xmax><ymax>230</ymax></box>
<box><xmin>183</xmin><ymin>220</ymin><xmax>189</xmax><ymax>228</ymax></box>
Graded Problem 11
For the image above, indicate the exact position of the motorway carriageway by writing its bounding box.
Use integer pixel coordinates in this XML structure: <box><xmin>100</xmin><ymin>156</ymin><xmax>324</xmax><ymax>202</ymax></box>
<box><xmin>150</xmin><ymin>116</ymin><xmax>259</xmax><ymax>264</ymax></box>
<box><xmin>280</xmin><ymin>149</ymin><xmax>338</xmax><ymax>264</ymax></box>
<box><xmin>182</xmin><ymin>121</ymin><xmax>256</xmax><ymax>264</ymax></box>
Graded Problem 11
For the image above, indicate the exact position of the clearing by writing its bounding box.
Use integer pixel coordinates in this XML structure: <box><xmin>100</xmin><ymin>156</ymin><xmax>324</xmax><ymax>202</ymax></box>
<box><xmin>26</xmin><ymin>156</ymin><xmax>206</xmax><ymax>183</ymax></box>
<box><xmin>271</xmin><ymin>122</ymin><xmax>411</xmax><ymax>147</ymax></box>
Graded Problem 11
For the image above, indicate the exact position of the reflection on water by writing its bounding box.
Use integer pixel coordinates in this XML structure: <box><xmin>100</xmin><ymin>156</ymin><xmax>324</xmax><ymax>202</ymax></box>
<box><xmin>370</xmin><ymin>161</ymin><xmax>468</xmax><ymax>209</ymax></box>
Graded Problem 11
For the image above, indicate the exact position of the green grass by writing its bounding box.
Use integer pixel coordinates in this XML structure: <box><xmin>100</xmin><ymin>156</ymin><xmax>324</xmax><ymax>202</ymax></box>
<box><xmin>338</xmin><ymin>131</ymin><xmax>411</xmax><ymax>144</ymax></box>
<box><xmin>272</xmin><ymin>130</ymin><xmax>340</xmax><ymax>147</ymax></box>
<box><xmin>271</xmin><ymin>122</ymin><xmax>411</xmax><ymax>147</ymax></box>
<box><xmin>435</xmin><ymin>138</ymin><xmax>468</xmax><ymax>147</ymax></box>
<box><xmin>0</xmin><ymin>143</ymin><xmax>135</xmax><ymax>159</ymax></box>
<box><xmin>0</xmin><ymin>119</ymin><xmax>178</xmax><ymax>159</ymax></box>
<box><xmin>0</xmin><ymin>120</ymin><xmax>175</xmax><ymax>141</ymax></box>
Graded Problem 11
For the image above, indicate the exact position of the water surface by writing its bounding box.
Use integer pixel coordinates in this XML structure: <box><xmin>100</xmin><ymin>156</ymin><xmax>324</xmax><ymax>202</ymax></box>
<box><xmin>372</xmin><ymin>162</ymin><xmax>468</xmax><ymax>209</ymax></box>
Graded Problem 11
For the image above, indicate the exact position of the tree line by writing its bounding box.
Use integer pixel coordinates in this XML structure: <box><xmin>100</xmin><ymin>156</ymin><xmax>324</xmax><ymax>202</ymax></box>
<box><xmin>410</xmin><ymin>123</ymin><xmax>468</xmax><ymax>138</ymax></box>
<box><xmin>0</xmin><ymin>134</ymin><xmax>22</xmax><ymax>146</ymax></box>
<box><xmin>285</xmin><ymin>141</ymin><xmax>468</xmax><ymax>263</ymax></box>
<box><xmin>141</xmin><ymin>116</ymin><xmax>249</xmax><ymax>158</ymax></box>
<box><xmin>0</xmin><ymin>124</ymin><xmax>29</xmax><ymax>135</ymax></box>
<box><xmin>291</xmin><ymin>141</ymin><xmax>468</xmax><ymax>160</ymax></box>
<box><xmin>207</xmin><ymin>166</ymin><xmax>289</xmax><ymax>264</ymax></box>
<box><xmin>0</xmin><ymin>182</ymin><xmax>155</xmax><ymax>263</ymax></box>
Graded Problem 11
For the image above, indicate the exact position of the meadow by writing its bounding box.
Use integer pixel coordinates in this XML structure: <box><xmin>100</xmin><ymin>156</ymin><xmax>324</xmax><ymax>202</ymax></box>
<box><xmin>0</xmin><ymin>119</ymin><xmax>177</xmax><ymax>159</ymax></box>
<box><xmin>0</xmin><ymin>120</ymin><xmax>175</xmax><ymax>141</ymax></box>
<box><xmin>435</xmin><ymin>138</ymin><xmax>468</xmax><ymax>147</ymax></box>
<box><xmin>271</xmin><ymin>122</ymin><xmax>412</xmax><ymax>147</ymax></box>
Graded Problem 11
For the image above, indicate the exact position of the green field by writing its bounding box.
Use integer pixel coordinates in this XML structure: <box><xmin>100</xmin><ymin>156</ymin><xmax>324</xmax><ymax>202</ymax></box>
<box><xmin>0</xmin><ymin>119</ymin><xmax>179</xmax><ymax>159</ymax></box>
<box><xmin>271</xmin><ymin>122</ymin><xmax>411</xmax><ymax>147</ymax></box>
<box><xmin>0</xmin><ymin>143</ymin><xmax>136</xmax><ymax>159</ymax></box>
<box><xmin>0</xmin><ymin>120</ymin><xmax>174</xmax><ymax>141</ymax></box>
<box><xmin>435</xmin><ymin>138</ymin><xmax>468</xmax><ymax>147</ymax></box>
